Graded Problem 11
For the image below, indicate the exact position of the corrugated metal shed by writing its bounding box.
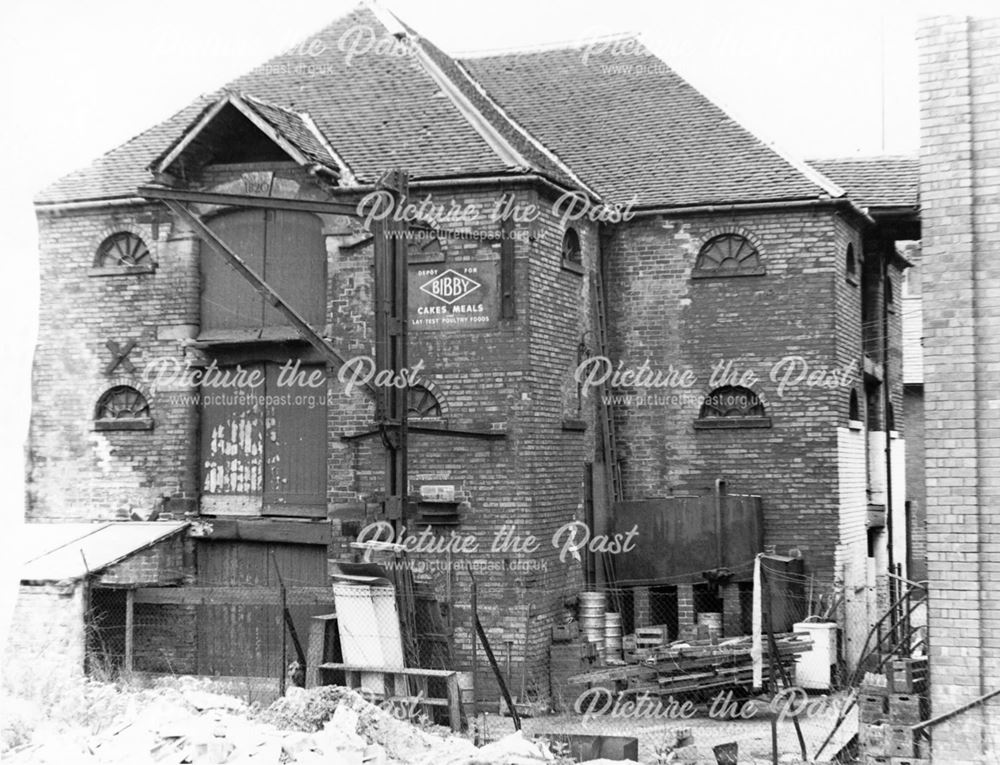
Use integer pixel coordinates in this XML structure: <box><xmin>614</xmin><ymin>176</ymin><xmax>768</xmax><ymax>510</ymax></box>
<box><xmin>20</xmin><ymin>522</ymin><xmax>187</xmax><ymax>583</ymax></box>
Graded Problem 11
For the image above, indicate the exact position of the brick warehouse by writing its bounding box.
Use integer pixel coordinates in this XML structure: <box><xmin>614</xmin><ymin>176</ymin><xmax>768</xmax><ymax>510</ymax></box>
<box><xmin>18</xmin><ymin>3</ymin><xmax>921</xmax><ymax>697</ymax></box>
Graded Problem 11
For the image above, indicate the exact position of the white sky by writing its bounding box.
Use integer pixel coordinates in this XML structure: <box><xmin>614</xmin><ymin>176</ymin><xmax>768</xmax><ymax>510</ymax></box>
<box><xmin>0</xmin><ymin>0</ymin><xmax>995</xmax><ymax>597</ymax></box>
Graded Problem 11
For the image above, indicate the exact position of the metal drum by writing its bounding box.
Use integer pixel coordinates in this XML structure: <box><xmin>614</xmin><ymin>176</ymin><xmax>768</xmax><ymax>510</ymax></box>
<box><xmin>698</xmin><ymin>612</ymin><xmax>723</xmax><ymax>640</ymax></box>
<box><xmin>579</xmin><ymin>591</ymin><xmax>606</xmax><ymax>644</ymax></box>
<box><xmin>604</xmin><ymin>611</ymin><xmax>623</xmax><ymax>657</ymax></box>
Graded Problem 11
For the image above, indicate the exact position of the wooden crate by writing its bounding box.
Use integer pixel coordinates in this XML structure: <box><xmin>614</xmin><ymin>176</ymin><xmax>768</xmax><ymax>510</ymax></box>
<box><xmin>860</xmin><ymin>722</ymin><xmax>887</xmax><ymax>756</ymax></box>
<box><xmin>887</xmin><ymin>658</ymin><xmax>928</xmax><ymax>694</ymax></box>
<box><xmin>889</xmin><ymin>694</ymin><xmax>927</xmax><ymax>725</ymax></box>
<box><xmin>635</xmin><ymin>624</ymin><xmax>671</xmax><ymax>647</ymax></box>
<box><xmin>860</xmin><ymin>692</ymin><xmax>889</xmax><ymax>724</ymax></box>
<box><xmin>887</xmin><ymin>725</ymin><xmax>916</xmax><ymax>758</ymax></box>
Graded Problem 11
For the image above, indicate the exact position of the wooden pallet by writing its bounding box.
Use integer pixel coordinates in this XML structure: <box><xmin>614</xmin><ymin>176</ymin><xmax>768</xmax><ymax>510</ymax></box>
<box><xmin>568</xmin><ymin>632</ymin><xmax>811</xmax><ymax>697</ymax></box>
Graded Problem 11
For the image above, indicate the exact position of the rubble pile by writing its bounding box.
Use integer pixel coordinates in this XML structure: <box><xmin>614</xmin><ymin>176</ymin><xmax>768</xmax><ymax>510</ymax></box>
<box><xmin>2</xmin><ymin>681</ymin><xmax>572</xmax><ymax>765</ymax></box>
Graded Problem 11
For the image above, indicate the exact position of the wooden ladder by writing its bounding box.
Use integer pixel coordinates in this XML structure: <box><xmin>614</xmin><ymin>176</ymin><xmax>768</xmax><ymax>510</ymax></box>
<box><xmin>592</xmin><ymin>264</ymin><xmax>623</xmax><ymax>504</ymax></box>
<box><xmin>592</xmin><ymin>256</ymin><xmax>624</xmax><ymax>609</ymax></box>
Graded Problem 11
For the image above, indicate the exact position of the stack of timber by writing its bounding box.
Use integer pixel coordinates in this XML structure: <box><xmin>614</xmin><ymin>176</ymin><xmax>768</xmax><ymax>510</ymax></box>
<box><xmin>567</xmin><ymin>632</ymin><xmax>813</xmax><ymax>698</ymax></box>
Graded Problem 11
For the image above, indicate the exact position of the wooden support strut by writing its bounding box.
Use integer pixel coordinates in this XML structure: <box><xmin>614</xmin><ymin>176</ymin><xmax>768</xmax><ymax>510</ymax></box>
<box><xmin>138</xmin><ymin>185</ymin><xmax>364</xmax><ymax>217</ymax></box>
<box><xmin>159</xmin><ymin>198</ymin><xmax>376</xmax><ymax>395</ymax></box>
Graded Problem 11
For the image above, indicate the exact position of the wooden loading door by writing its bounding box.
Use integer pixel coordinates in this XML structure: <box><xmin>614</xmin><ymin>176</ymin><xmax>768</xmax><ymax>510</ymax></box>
<box><xmin>201</xmin><ymin>209</ymin><xmax>326</xmax><ymax>331</ymax></box>
<box><xmin>194</xmin><ymin>540</ymin><xmax>329</xmax><ymax>679</ymax></box>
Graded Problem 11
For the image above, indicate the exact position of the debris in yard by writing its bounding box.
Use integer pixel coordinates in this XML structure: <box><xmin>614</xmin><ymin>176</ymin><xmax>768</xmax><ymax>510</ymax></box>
<box><xmin>3</xmin><ymin>681</ymin><xmax>579</xmax><ymax>765</ymax></box>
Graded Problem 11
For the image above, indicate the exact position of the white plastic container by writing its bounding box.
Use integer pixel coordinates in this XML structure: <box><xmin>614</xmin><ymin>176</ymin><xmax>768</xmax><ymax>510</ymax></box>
<box><xmin>792</xmin><ymin>621</ymin><xmax>837</xmax><ymax>690</ymax></box>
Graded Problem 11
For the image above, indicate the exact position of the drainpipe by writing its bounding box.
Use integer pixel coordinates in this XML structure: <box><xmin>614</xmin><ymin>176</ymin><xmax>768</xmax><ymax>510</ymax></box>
<box><xmin>882</xmin><ymin>246</ymin><xmax>895</xmax><ymax>599</ymax></box>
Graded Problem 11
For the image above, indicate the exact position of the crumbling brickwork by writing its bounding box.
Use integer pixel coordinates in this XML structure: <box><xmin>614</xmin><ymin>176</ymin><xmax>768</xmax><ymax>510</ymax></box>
<box><xmin>28</xmin><ymin>206</ymin><xmax>200</xmax><ymax>521</ymax></box>
<box><xmin>5</xmin><ymin>584</ymin><xmax>87</xmax><ymax>676</ymax></box>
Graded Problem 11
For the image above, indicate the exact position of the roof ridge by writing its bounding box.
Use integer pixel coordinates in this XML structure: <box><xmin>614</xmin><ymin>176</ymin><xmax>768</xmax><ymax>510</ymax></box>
<box><xmin>362</xmin><ymin>0</ymin><xmax>407</xmax><ymax>37</ymax></box>
<box><xmin>455</xmin><ymin>31</ymin><xmax>640</xmax><ymax>59</ymax></box>
<box><xmin>299</xmin><ymin>110</ymin><xmax>358</xmax><ymax>186</ymax></box>
<box><xmin>384</xmin><ymin>14</ymin><xmax>541</xmax><ymax>173</ymax></box>
<box><xmin>448</xmin><ymin>56</ymin><xmax>601</xmax><ymax>198</ymax></box>
<box><xmin>809</xmin><ymin>154</ymin><xmax>919</xmax><ymax>163</ymax></box>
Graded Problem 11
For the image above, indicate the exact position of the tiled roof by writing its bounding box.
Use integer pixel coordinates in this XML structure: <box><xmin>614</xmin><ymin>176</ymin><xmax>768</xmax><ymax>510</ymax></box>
<box><xmin>35</xmin><ymin>98</ymin><xmax>215</xmax><ymax>203</ymax></box>
<box><xmin>36</xmin><ymin>7</ymin><xmax>526</xmax><ymax>204</ymax></box>
<box><xmin>460</xmin><ymin>43</ymin><xmax>838</xmax><ymax>207</ymax></box>
<box><xmin>240</xmin><ymin>95</ymin><xmax>339</xmax><ymax>168</ymax></box>
<box><xmin>37</xmin><ymin>6</ymin><xmax>844</xmax><ymax>208</ymax></box>
<box><xmin>808</xmin><ymin>156</ymin><xmax>919</xmax><ymax>209</ymax></box>
<box><xmin>401</xmin><ymin>25</ymin><xmax>581</xmax><ymax>191</ymax></box>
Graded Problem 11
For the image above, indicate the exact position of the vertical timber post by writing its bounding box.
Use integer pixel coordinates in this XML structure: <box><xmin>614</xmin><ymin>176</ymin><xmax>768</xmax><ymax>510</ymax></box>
<box><xmin>124</xmin><ymin>588</ymin><xmax>135</xmax><ymax>674</ymax></box>
<box><xmin>470</xmin><ymin>575</ymin><xmax>479</xmax><ymax>744</ymax></box>
<box><xmin>373</xmin><ymin>170</ymin><xmax>410</xmax><ymax>533</ymax></box>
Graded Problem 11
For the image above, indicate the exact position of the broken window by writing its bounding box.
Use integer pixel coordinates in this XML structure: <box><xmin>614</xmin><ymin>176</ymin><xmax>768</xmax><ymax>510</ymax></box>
<box><xmin>200</xmin><ymin>361</ymin><xmax>327</xmax><ymax>517</ymax></box>
<box><xmin>94</xmin><ymin>386</ymin><xmax>153</xmax><ymax>431</ymax></box>
<box><xmin>201</xmin><ymin>209</ymin><xmax>326</xmax><ymax>333</ymax></box>
<box><xmin>692</xmin><ymin>234</ymin><xmax>764</xmax><ymax>277</ymax></box>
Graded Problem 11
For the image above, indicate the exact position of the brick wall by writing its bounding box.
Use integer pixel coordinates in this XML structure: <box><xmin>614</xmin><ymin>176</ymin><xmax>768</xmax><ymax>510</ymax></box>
<box><xmin>919</xmin><ymin>15</ymin><xmax>1000</xmax><ymax>762</ymax></box>
<box><xmin>325</xmin><ymin>182</ymin><xmax>593</xmax><ymax>697</ymax></box>
<box><xmin>603</xmin><ymin>209</ymin><xmax>871</xmax><ymax>583</ymax></box>
<box><xmin>95</xmin><ymin>532</ymin><xmax>189</xmax><ymax>587</ymax></box>
<box><xmin>134</xmin><ymin>604</ymin><xmax>198</xmax><ymax>674</ymax></box>
<box><xmin>4</xmin><ymin>583</ymin><xmax>86</xmax><ymax>676</ymax></box>
<box><xmin>28</xmin><ymin>205</ymin><xmax>200</xmax><ymax>521</ymax></box>
<box><xmin>29</xmin><ymin>154</ymin><xmax>910</xmax><ymax>698</ymax></box>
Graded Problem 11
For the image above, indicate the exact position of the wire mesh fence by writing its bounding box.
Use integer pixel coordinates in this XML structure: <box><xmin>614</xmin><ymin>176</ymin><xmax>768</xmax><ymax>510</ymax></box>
<box><xmin>80</xmin><ymin>554</ymin><xmax>938</xmax><ymax>763</ymax></box>
<box><xmin>83</xmin><ymin>554</ymin><xmax>462</xmax><ymax>724</ymax></box>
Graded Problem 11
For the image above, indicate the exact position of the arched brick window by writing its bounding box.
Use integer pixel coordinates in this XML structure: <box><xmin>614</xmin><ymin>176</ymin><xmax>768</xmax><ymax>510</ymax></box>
<box><xmin>695</xmin><ymin>386</ymin><xmax>771</xmax><ymax>429</ymax></box>
<box><xmin>693</xmin><ymin>234</ymin><xmax>764</xmax><ymax>277</ymax></box>
<box><xmin>95</xmin><ymin>232</ymin><xmax>152</xmax><ymax>268</ymax></box>
<box><xmin>408</xmin><ymin>385</ymin><xmax>442</xmax><ymax>419</ymax></box>
<box><xmin>562</xmin><ymin>227</ymin><xmax>582</xmax><ymax>266</ymax></box>
<box><xmin>95</xmin><ymin>386</ymin><xmax>152</xmax><ymax>431</ymax></box>
<box><xmin>849</xmin><ymin>389</ymin><xmax>860</xmax><ymax>421</ymax></box>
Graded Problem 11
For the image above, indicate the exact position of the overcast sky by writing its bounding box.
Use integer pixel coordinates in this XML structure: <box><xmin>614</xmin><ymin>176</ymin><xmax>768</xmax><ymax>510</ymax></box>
<box><xmin>0</xmin><ymin>0</ymin><xmax>994</xmax><ymax>559</ymax></box>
